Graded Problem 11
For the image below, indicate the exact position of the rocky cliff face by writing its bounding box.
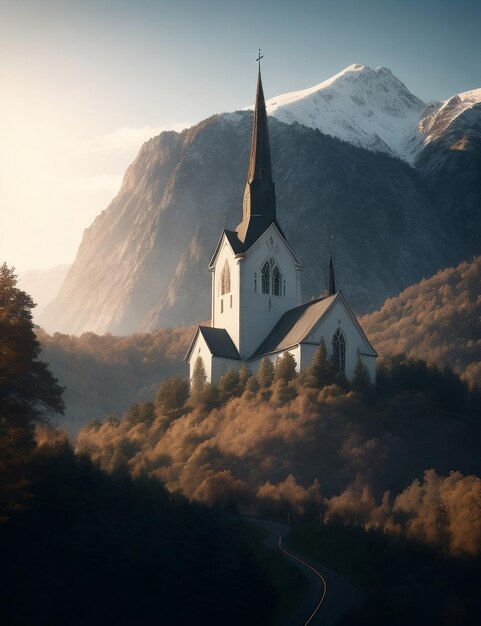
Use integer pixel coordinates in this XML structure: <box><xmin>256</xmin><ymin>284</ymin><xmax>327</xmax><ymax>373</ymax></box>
<box><xmin>40</xmin><ymin>68</ymin><xmax>480</xmax><ymax>336</ymax></box>
<box><xmin>415</xmin><ymin>90</ymin><xmax>481</xmax><ymax>257</ymax></box>
<box><xmin>41</xmin><ymin>113</ymin><xmax>460</xmax><ymax>335</ymax></box>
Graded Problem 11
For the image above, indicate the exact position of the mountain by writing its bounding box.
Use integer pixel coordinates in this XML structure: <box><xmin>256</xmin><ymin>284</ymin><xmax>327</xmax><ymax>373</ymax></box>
<box><xmin>360</xmin><ymin>255</ymin><xmax>481</xmax><ymax>388</ymax></box>
<box><xmin>415</xmin><ymin>88</ymin><xmax>481</xmax><ymax>257</ymax></box>
<box><xmin>266</xmin><ymin>64</ymin><xmax>426</xmax><ymax>162</ymax></box>
<box><xmin>40</xmin><ymin>65</ymin><xmax>480</xmax><ymax>335</ymax></box>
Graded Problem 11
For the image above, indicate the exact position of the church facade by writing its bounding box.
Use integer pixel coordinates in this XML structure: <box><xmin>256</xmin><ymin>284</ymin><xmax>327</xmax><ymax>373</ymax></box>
<box><xmin>186</xmin><ymin>65</ymin><xmax>377</xmax><ymax>384</ymax></box>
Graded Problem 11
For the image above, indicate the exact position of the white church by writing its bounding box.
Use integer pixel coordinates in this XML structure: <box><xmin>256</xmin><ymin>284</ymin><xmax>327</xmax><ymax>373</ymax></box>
<box><xmin>186</xmin><ymin>63</ymin><xmax>377</xmax><ymax>384</ymax></box>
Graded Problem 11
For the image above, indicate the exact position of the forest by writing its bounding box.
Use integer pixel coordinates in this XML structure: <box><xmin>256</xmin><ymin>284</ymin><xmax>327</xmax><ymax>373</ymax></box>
<box><xmin>75</xmin><ymin>351</ymin><xmax>481</xmax><ymax>623</ymax></box>
<box><xmin>3</xmin><ymin>257</ymin><xmax>481</xmax><ymax>624</ymax></box>
<box><xmin>38</xmin><ymin>255</ymin><xmax>481</xmax><ymax>434</ymax></box>
<box><xmin>0</xmin><ymin>264</ymin><xmax>274</xmax><ymax>626</ymax></box>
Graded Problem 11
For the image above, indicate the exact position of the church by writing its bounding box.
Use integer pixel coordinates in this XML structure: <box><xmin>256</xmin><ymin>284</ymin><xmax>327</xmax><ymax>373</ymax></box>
<box><xmin>186</xmin><ymin>62</ymin><xmax>377</xmax><ymax>385</ymax></box>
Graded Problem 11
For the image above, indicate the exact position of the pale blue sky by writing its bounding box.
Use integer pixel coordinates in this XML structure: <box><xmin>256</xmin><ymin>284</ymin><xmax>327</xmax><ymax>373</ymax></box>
<box><xmin>1</xmin><ymin>0</ymin><xmax>480</xmax><ymax>269</ymax></box>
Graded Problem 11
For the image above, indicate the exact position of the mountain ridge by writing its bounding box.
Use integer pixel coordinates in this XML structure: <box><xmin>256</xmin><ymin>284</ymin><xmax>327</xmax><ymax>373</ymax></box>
<box><xmin>39</xmin><ymin>65</ymin><xmax>481</xmax><ymax>335</ymax></box>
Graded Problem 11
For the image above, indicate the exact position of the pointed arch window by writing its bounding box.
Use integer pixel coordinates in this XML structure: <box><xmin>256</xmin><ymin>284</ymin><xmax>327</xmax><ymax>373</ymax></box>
<box><xmin>272</xmin><ymin>266</ymin><xmax>281</xmax><ymax>296</ymax></box>
<box><xmin>261</xmin><ymin>262</ymin><xmax>270</xmax><ymax>294</ymax></box>
<box><xmin>220</xmin><ymin>260</ymin><xmax>231</xmax><ymax>295</ymax></box>
<box><xmin>332</xmin><ymin>328</ymin><xmax>346</xmax><ymax>376</ymax></box>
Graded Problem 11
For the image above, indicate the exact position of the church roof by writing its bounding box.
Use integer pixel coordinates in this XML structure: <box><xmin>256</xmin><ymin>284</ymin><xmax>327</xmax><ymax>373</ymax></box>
<box><xmin>249</xmin><ymin>294</ymin><xmax>337</xmax><ymax>359</ymax></box>
<box><xmin>249</xmin><ymin>291</ymin><xmax>377</xmax><ymax>360</ymax></box>
<box><xmin>246</xmin><ymin>64</ymin><xmax>272</xmax><ymax>187</ymax></box>
<box><xmin>185</xmin><ymin>326</ymin><xmax>241</xmax><ymax>361</ymax></box>
<box><xmin>235</xmin><ymin>61</ymin><xmax>279</xmax><ymax>250</ymax></box>
<box><xmin>208</xmin><ymin>221</ymin><xmax>301</xmax><ymax>270</ymax></box>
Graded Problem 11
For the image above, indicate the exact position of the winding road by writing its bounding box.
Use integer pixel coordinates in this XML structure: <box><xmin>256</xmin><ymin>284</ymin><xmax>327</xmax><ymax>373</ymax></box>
<box><xmin>249</xmin><ymin>519</ymin><xmax>364</xmax><ymax>626</ymax></box>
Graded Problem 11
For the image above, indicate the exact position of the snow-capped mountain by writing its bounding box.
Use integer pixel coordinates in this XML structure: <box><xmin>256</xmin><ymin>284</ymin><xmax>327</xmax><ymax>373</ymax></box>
<box><xmin>40</xmin><ymin>65</ymin><xmax>481</xmax><ymax>335</ymax></box>
<box><xmin>419</xmin><ymin>88</ymin><xmax>481</xmax><ymax>150</ymax></box>
<box><xmin>263</xmin><ymin>64</ymin><xmax>426</xmax><ymax>163</ymax></box>
<box><xmin>258</xmin><ymin>64</ymin><xmax>481</xmax><ymax>166</ymax></box>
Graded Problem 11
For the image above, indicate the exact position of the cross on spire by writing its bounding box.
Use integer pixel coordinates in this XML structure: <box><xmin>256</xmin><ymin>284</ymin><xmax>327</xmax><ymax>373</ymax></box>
<box><xmin>256</xmin><ymin>49</ymin><xmax>263</xmax><ymax>65</ymax></box>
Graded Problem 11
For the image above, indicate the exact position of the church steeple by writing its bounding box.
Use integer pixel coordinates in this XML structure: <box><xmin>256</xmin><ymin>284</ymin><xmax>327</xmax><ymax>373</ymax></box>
<box><xmin>236</xmin><ymin>53</ymin><xmax>277</xmax><ymax>247</ymax></box>
<box><xmin>327</xmin><ymin>249</ymin><xmax>336</xmax><ymax>296</ymax></box>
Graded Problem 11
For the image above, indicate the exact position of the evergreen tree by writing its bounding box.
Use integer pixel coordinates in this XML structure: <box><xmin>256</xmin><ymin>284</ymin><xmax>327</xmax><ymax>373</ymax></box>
<box><xmin>256</xmin><ymin>357</ymin><xmax>275</xmax><ymax>388</ymax></box>
<box><xmin>303</xmin><ymin>338</ymin><xmax>335</xmax><ymax>388</ymax></box>
<box><xmin>191</xmin><ymin>356</ymin><xmax>207</xmax><ymax>394</ymax></box>
<box><xmin>238</xmin><ymin>363</ymin><xmax>252</xmax><ymax>393</ymax></box>
<box><xmin>274</xmin><ymin>352</ymin><xmax>297</xmax><ymax>382</ymax></box>
<box><xmin>352</xmin><ymin>356</ymin><xmax>372</xmax><ymax>396</ymax></box>
<box><xmin>217</xmin><ymin>368</ymin><xmax>240</xmax><ymax>402</ymax></box>
<box><xmin>0</xmin><ymin>263</ymin><xmax>64</xmax><ymax>429</ymax></box>
<box><xmin>0</xmin><ymin>263</ymin><xmax>64</xmax><ymax>521</ymax></box>
<box><xmin>155</xmin><ymin>377</ymin><xmax>189</xmax><ymax>417</ymax></box>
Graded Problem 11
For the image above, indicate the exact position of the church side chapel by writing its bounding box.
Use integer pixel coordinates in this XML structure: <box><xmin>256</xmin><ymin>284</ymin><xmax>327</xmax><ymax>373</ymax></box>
<box><xmin>186</xmin><ymin>58</ymin><xmax>377</xmax><ymax>385</ymax></box>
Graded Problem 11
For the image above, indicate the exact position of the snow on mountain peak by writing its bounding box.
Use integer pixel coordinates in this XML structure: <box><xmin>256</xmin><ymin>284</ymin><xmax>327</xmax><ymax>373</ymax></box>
<box><xmin>264</xmin><ymin>64</ymin><xmax>426</xmax><ymax>162</ymax></box>
<box><xmin>417</xmin><ymin>87</ymin><xmax>481</xmax><ymax>150</ymax></box>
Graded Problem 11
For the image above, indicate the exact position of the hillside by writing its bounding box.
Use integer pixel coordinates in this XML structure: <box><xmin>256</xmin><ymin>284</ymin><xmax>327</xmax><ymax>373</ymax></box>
<box><xmin>360</xmin><ymin>255</ymin><xmax>481</xmax><ymax>389</ymax></box>
<box><xmin>38</xmin><ymin>327</ymin><xmax>193</xmax><ymax>433</ymax></box>
<box><xmin>76</xmin><ymin>353</ymin><xmax>481</xmax><ymax>557</ymax></box>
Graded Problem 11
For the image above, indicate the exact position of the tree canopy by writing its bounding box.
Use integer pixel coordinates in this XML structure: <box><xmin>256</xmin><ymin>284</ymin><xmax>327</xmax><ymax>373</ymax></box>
<box><xmin>0</xmin><ymin>263</ymin><xmax>64</xmax><ymax>429</ymax></box>
<box><xmin>0</xmin><ymin>263</ymin><xmax>64</xmax><ymax>520</ymax></box>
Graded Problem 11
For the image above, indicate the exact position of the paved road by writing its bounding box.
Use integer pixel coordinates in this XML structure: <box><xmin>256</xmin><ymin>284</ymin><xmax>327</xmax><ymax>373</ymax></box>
<box><xmin>248</xmin><ymin>518</ymin><xmax>364</xmax><ymax>626</ymax></box>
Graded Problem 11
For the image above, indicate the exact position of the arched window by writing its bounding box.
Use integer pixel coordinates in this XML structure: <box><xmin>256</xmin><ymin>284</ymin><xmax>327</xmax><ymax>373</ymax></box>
<box><xmin>261</xmin><ymin>262</ymin><xmax>270</xmax><ymax>294</ymax></box>
<box><xmin>220</xmin><ymin>260</ymin><xmax>230</xmax><ymax>295</ymax></box>
<box><xmin>332</xmin><ymin>329</ymin><xmax>346</xmax><ymax>376</ymax></box>
<box><xmin>272</xmin><ymin>266</ymin><xmax>281</xmax><ymax>296</ymax></box>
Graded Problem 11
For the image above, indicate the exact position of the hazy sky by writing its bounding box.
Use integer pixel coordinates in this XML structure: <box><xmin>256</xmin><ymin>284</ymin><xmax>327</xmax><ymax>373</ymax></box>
<box><xmin>1</xmin><ymin>0</ymin><xmax>480</xmax><ymax>270</ymax></box>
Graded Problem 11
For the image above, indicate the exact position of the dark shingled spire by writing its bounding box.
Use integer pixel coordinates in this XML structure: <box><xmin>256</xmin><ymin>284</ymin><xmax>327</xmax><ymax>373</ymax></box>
<box><xmin>236</xmin><ymin>60</ymin><xmax>278</xmax><ymax>248</ymax></box>
<box><xmin>327</xmin><ymin>250</ymin><xmax>336</xmax><ymax>296</ymax></box>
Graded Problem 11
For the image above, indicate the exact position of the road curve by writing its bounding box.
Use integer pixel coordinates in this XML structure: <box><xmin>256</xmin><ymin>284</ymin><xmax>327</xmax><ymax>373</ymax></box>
<box><xmin>247</xmin><ymin>518</ymin><xmax>364</xmax><ymax>626</ymax></box>
<box><xmin>277</xmin><ymin>533</ymin><xmax>327</xmax><ymax>625</ymax></box>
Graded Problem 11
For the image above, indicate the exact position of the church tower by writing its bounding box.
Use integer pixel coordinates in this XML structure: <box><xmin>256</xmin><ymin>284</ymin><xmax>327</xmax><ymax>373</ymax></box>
<box><xmin>237</xmin><ymin>64</ymin><xmax>278</xmax><ymax>247</ymax></box>
<box><xmin>208</xmin><ymin>58</ymin><xmax>302</xmax><ymax>360</ymax></box>
<box><xmin>186</xmin><ymin>58</ymin><xmax>377</xmax><ymax>386</ymax></box>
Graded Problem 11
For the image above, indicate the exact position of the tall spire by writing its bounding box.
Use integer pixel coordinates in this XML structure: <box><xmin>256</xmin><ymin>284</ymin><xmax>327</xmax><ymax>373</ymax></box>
<box><xmin>236</xmin><ymin>52</ymin><xmax>277</xmax><ymax>247</ymax></box>
<box><xmin>246</xmin><ymin>53</ymin><xmax>273</xmax><ymax>186</ymax></box>
<box><xmin>327</xmin><ymin>242</ymin><xmax>336</xmax><ymax>296</ymax></box>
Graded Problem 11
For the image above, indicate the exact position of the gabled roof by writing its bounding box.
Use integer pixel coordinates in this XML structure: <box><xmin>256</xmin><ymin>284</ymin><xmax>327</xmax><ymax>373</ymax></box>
<box><xmin>249</xmin><ymin>294</ymin><xmax>337</xmax><ymax>359</ymax></box>
<box><xmin>209</xmin><ymin>221</ymin><xmax>302</xmax><ymax>270</ymax></box>
<box><xmin>248</xmin><ymin>291</ymin><xmax>377</xmax><ymax>360</ymax></box>
<box><xmin>185</xmin><ymin>326</ymin><xmax>241</xmax><ymax>362</ymax></box>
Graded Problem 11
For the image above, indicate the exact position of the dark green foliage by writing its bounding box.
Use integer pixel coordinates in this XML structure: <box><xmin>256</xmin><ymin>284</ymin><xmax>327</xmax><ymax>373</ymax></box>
<box><xmin>191</xmin><ymin>355</ymin><xmax>207</xmax><ymax>394</ymax></box>
<box><xmin>303</xmin><ymin>338</ymin><xmax>335</xmax><ymax>388</ymax></box>
<box><xmin>0</xmin><ymin>440</ymin><xmax>274</xmax><ymax>626</ymax></box>
<box><xmin>155</xmin><ymin>376</ymin><xmax>189</xmax><ymax>417</ymax></box>
<box><xmin>257</xmin><ymin>357</ymin><xmax>275</xmax><ymax>388</ymax></box>
<box><xmin>274</xmin><ymin>352</ymin><xmax>297</xmax><ymax>382</ymax></box>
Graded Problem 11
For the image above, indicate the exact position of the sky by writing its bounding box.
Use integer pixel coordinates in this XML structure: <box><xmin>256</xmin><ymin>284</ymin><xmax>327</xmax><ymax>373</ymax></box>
<box><xmin>1</xmin><ymin>0</ymin><xmax>480</xmax><ymax>271</ymax></box>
